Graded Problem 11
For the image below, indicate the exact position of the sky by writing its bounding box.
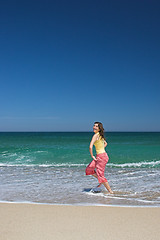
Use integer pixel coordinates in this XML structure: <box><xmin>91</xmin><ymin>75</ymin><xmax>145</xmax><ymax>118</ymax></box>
<box><xmin>0</xmin><ymin>0</ymin><xmax>160</xmax><ymax>131</ymax></box>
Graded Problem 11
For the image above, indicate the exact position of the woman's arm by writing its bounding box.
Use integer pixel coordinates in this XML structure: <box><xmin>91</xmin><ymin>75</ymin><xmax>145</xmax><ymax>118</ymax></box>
<box><xmin>89</xmin><ymin>133</ymin><xmax>98</xmax><ymax>160</ymax></box>
<box><xmin>104</xmin><ymin>140</ymin><xmax>107</xmax><ymax>148</ymax></box>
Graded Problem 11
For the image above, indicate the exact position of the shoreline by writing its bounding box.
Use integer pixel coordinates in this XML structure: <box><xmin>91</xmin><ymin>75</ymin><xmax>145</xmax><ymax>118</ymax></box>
<box><xmin>1</xmin><ymin>202</ymin><xmax>160</xmax><ymax>240</ymax></box>
<box><xmin>0</xmin><ymin>200</ymin><xmax>160</xmax><ymax>208</ymax></box>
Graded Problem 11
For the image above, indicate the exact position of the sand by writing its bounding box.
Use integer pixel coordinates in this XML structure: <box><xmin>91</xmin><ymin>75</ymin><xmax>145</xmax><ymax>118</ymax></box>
<box><xmin>0</xmin><ymin>203</ymin><xmax>160</xmax><ymax>240</ymax></box>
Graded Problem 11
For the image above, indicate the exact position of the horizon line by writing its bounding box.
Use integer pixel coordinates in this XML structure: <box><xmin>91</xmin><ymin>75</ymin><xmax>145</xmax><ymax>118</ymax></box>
<box><xmin>0</xmin><ymin>131</ymin><xmax>160</xmax><ymax>133</ymax></box>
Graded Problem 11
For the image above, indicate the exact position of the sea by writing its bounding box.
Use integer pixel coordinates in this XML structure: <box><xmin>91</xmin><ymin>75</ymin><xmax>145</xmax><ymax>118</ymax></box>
<box><xmin>0</xmin><ymin>132</ymin><xmax>160</xmax><ymax>207</ymax></box>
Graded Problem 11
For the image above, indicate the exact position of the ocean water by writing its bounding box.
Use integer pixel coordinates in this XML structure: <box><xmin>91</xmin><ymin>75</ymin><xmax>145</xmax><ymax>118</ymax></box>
<box><xmin>0</xmin><ymin>132</ymin><xmax>160</xmax><ymax>207</ymax></box>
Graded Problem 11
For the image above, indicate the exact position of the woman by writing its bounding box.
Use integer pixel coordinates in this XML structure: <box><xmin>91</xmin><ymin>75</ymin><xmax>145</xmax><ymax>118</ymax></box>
<box><xmin>85</xmin><ymin>122</ymin><xmax>113</xmax><ymax>194</ymax></box>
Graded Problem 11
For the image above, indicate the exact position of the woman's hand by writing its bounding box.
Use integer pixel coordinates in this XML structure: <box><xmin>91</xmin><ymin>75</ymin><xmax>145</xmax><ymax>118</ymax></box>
<box><xmin>92</xmin><ymin>156</ymin><xmax>97</xmax><ymax>161</ymax></box>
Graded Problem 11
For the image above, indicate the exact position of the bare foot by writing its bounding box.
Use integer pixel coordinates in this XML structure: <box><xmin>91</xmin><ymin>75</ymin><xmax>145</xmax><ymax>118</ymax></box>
<box><xmin>109</xmin><ymin>190</ymin><xmax>114</xmax><ymax>194</ymax></box>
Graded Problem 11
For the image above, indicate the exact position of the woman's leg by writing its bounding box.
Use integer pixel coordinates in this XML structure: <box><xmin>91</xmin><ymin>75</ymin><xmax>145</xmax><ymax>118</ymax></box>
<box><xmin>93</xmin><ymin>172</ymin><xmax>112</xmax><ymax>192</ymax></box>
<box><xmin>103</xmin><ymin>181</ymin><xmax>113</xmax><ymax>194</ymax></box>
<box><xmin>96</xmin><ymin>153</ymin><xmax>113</xmax><ymax>193</ymax></box>
<box><xmin>94</xmin><ymin>170</ymin><xmax>113</xmax><ymax>192</ymax></box>
<box><xmin>86</xmin><ymin>161</ymin><xmax>102</xmax><ymax>187</ymax></box>
<box><xmin>92</xmin><ymin>173</ymin><xmax>102</xmax><ymax>187</ymax></box>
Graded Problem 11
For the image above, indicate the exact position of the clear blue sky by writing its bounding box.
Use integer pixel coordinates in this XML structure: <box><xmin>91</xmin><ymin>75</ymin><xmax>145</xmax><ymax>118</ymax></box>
<box><xmin>0</xmin><ymin>0</ymin><xmax>160</xmax><ymax>131</ymax></box>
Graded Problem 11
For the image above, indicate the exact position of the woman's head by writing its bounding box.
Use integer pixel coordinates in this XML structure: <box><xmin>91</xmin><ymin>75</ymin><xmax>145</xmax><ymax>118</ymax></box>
<box><xmin>93</xmin><ymin>122</ymin><xmax>105</xmax><ymax>139</ymax></box>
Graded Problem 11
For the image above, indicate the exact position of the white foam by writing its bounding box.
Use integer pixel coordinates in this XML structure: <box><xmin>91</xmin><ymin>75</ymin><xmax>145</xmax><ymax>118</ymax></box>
<box><xmin>35</xmin><ymin>151</ymin><xmax>48</xmax><ymax>153</ymax></box>
<box><xmin>122</xmin><ymin>175</ymin><xmax>144</xmax><ymax>180</ymax></box>
<box><xmin>0</xmin><ymin>160</ymin><xmax>160</xmax><ymax>168</ymax></box>
<box><xmin>84</xmin><ymin>190</ymin><xmax>160</xmax><ymax>205</ymax></box>
<box><xmin>108</xmin><ymin>160</ymin><xmax>160</xmax><ymax>168</ymax></box>
<box><xmin>0</xmin><ymin>200</ymin><xmax>159</xmax><ymax>208</ymax></box>
<box><xmin>0</xmin><ymin>163</ymin><xmax>86</xmax><ymax>167</ymax></box>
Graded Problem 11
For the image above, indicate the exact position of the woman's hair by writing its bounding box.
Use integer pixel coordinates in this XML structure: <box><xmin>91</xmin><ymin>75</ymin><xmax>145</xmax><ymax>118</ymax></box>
<box><xmin>94</xmin><ymin>122</ymin><xmax>105</xmax><ymax>140</ymax></box>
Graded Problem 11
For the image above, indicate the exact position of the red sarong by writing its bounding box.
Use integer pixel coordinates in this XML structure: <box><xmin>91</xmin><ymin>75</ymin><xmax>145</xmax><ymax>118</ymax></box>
<box><xmin>85</xmin><ymin>152</ymin><xmax>109</xmax><ymax>183</ymax></box>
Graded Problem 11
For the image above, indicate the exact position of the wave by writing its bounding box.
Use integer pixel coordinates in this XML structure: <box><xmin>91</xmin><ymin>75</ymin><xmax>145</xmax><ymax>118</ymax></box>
<box><xmin>0</xmin><ymin>163</ymin><xmax>86</xmax><ymax>167</ymax></box>
<box><xmin>107</xmin><ymin>160</ymin><xmax>160</xmax><ymax>168</ymax></box>
<box><xmin>0</xmin><ymin>160</ymin><xmax>160</xmax><ymax>168</ymax></box>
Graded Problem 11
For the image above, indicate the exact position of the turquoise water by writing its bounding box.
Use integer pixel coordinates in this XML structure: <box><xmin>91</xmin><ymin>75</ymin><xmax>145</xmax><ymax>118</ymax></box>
<box><xmin>0</xmin><ymin>132</ymin><xmax>160</xmax><ymax>168</ymax></box>
<box><xmin>0</xmin><ymin>132</ymin><xmax>160</xmax><ymax>206</ymax></box>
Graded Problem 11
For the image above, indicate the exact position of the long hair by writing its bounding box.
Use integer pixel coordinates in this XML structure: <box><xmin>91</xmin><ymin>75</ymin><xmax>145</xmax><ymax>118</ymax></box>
<box><xmin>94</xmin><ymin>122</ymin><xmax>105</xmax><ymax>140</ymax></box>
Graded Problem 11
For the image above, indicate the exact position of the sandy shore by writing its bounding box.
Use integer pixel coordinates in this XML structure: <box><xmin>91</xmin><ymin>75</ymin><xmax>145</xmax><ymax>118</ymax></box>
<box><xmin>0</xmin><ymin>203</ymin><xmax>160</xmax><ymax>240</ymax></box>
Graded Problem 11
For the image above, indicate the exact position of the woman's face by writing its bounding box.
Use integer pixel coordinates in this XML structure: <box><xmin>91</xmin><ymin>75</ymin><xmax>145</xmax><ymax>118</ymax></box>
<box><xmin>93</xmin><ymin>123</ymin><xmax>99</xmax><ymax>133</ymax></box>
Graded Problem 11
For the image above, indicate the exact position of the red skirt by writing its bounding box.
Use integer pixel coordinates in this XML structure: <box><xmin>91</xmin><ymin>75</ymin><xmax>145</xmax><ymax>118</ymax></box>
<box><xmin>85</xmin><ymin>152</ymin><xmax>109</xmax><ymax>183</ymax></box>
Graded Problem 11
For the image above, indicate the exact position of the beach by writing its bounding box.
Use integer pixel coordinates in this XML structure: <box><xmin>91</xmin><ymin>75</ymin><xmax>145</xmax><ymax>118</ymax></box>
<box><xmin>1</xmin><ymin>132</ymin><xmax>160</xmax><ymax>239</ymax></box>
<box><xmin>1</xmin><ymin>203</ymin><xmax>160</xmax><ymax>240</ymax></box>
